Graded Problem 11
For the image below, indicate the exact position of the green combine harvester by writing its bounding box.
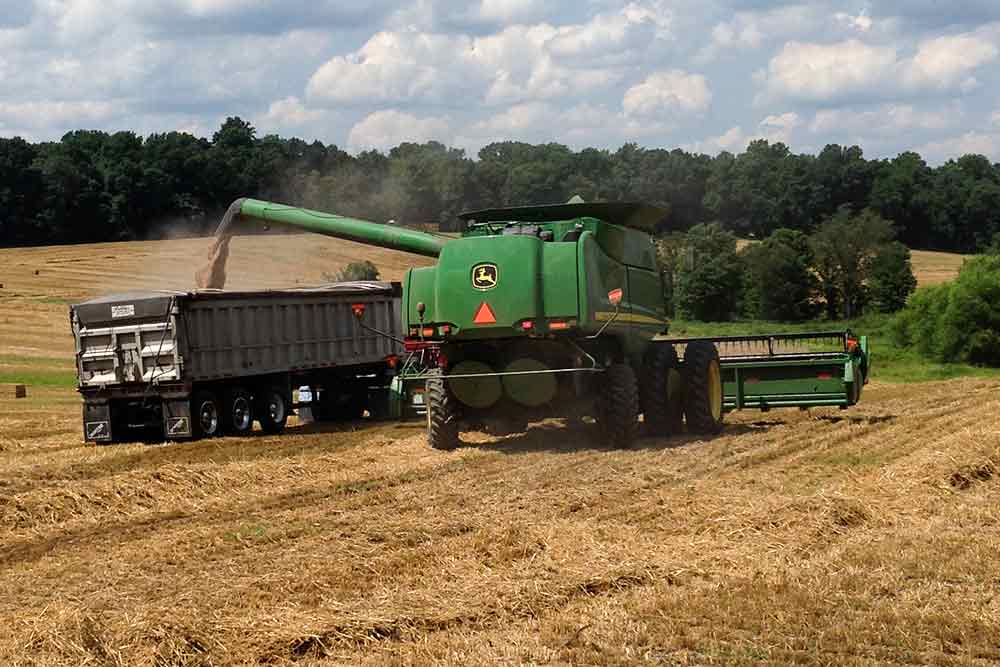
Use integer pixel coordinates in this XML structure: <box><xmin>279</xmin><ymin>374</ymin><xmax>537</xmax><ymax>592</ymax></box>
<box><xmin>222</xmin><ymin>197</ymin><xmax>870</xmax><ymax>450</ymax></box>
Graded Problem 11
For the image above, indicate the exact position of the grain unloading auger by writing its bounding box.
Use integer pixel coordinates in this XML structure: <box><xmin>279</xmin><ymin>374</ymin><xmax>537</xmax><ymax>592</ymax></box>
<box><xmin>222</xmin><ymin>197</ymin><xmax>870</xmax><ymax>449</ymax></box>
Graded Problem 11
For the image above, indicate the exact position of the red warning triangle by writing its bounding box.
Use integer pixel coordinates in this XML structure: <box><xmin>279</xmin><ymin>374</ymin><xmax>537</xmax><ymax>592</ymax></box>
<box><xmin>473</xmin><ymin>301</ymin><xmax>497</xmax><ymax>325</ymax></box>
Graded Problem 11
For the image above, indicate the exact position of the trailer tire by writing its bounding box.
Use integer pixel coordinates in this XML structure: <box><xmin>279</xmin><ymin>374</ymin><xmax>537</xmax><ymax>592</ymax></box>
<box><xmin>258</xmin><ymin>387</ymin><xmax>289</xmax><ymax>434</ymax></box>
<box><xmin>683</xmin><ymin>341</ymin><xmax>724</xmax><ymax>435</ymax></box>
<box><xmin>641</xmin><ymin>343</ymin><xmax>684</xmax><ymax>437</ymax></box>
<box><xmin>598</xmin><ymin>363</ymin><xmax>640</xmax><ymax>448</ymax></box>
<box><xmin>426</xmin><ymin>376</ymin><xmax>460</xmax><ymax>451</ymax></box>
<box><xmin>191</xmin><ymin>390</ymin><xmax>222</xmax><ymax>439</ymax></box>
<box><xmin>223</xmin><ymin>386</ymin><xmax>254</xmax><ymax>436</ymax></box>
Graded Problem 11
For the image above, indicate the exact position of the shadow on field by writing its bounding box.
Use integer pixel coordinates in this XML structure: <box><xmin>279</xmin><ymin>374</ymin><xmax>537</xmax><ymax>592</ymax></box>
<box><xmin>466</xmin><ymin>419</ymin><xmax>784</xmax><ymax>455</ymax></box>
<box><xmin>60</xmin><ymin>420</ymin><xmax>423</xmax><ymax>481</ymax></box>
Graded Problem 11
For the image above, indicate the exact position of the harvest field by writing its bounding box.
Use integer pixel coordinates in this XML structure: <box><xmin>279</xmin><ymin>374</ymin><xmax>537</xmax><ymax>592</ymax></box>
<box><xmin>1</xmin><ymin>236</ymin><xmax>997</xmax><ymax>665</ymax></box>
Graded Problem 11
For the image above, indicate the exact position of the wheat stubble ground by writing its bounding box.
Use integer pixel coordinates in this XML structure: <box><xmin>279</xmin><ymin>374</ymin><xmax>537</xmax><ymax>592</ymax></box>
<box><xmin>0</xmin><ymin>236</ymin><xmax>996</xmax><ymax>665</ymax></box>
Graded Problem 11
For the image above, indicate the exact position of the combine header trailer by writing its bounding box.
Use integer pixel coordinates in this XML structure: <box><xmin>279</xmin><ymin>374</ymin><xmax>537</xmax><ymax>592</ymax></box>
<box><xmin>223</xmin><ymin>198</ymin><xmax>870</xmax><ymax>449</ymax></box>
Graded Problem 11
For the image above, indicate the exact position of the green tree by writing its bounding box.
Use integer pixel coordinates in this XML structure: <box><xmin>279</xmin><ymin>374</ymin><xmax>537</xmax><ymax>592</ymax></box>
<box><xmin>892</xmin><ymin>256</ymin><xmax>1000</xmax><ymax>365</ymax></box>
<box><xmin>743</xmin><ymin>228</ymin><xmax>819</xmax><ymax>321</ymax></box>
<box><xmin>868</xmin><ymin>241</ymin><xmax>917</xmax><ymax>313</ymax></box>
<box><xmin>674</xmin><ymin>223</ymin><xmax>743</xmax><ymax>321</ymax></box>
<box><xmin>810</xmin><ymin>208</ymin><xmax>895</xmax><ymax>318</ymax></box>
<box><xmin>325</xmin><ymin>260</ymin><xmax>380</xmax><ymax>282</ymax></box>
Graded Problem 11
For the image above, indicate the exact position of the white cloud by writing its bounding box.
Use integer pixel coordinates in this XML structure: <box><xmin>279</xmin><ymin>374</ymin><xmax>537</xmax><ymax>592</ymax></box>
<box><xmin>623</xmin><ymin>69</ymin><xmax>711</xmax><ymax>116</ymax></box>
<box><xmin>683</xmin><ymin>126</ymin><xmax>749</xmax><ymax>154</ymax></box>
<box><xmin>549</xmin><ymin>1</ymin><xmax>672</xmax><ymax>57</ymax></box>
<box><xmin>759</xmin><ymin>39</ymin><xmax>899</xmax><ymax>103</ymax></box>
<box><xmin>478</xmin><ymin>0</ymin><xmax>541</xmax><ymax>22</ymax></box>
<box><xmin>759</xmin><ymin>111</ymin><xmax>800</xmax><ymax>143</ymax></box>
<box><xmin>835</xmin><ymin>10</ymin><xmax>873</xmax><ymax>33</ymax></box>
<box><xmin>809</xmin><ymin>104</ymin><xmax>956</xmax><ymax>135</ymax></box>
<box><xmin>904</xmin><ymin>33</ymin><xmax>998</xmax><ymax>90</ymax></box>
<box><xmin>917</xmin><ymin>131</ymin><xmax>1000</xmax><ymax>163</ymax></box>
<box><xmin>0</xmin><ymin>100</ymin><xmax>118</xmax><ymax>129</ymax></box>
<box><xmin>696</xmin><ymin>5</ymin><xmax>826</xmax><ymax>63</ymax></box>
<box><xmin>307</xmin><ymin>30</ymin><xmax>471</xmax><ymax>104</ymax></box>
<box><xmin>347</xmin><ymin>110</ymin><xmax>451</xmax><ymax>151</ymax></box>
<box><xmin>260</xmin><ymin>96</ymin><xmax>324</xmax><ymax>127</ymax></box>
<box><xmin>760</xmin><ymin>30</ymin><xmax>1000</xmax><ymax>103</ymax></box>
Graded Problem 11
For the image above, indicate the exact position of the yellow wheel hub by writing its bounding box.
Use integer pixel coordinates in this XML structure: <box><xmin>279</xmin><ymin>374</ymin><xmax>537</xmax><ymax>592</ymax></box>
<box><xmin>708</xmin><ymin>359</ymin><xmax>722</xmax><ymax>421</ymax></box>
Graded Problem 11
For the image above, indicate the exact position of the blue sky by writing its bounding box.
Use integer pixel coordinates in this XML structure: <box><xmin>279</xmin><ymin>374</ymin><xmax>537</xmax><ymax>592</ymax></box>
<box><xmin>1</xmin><ymin>0</ymin><xmax>998</xmax><ymax>163</ymax></box>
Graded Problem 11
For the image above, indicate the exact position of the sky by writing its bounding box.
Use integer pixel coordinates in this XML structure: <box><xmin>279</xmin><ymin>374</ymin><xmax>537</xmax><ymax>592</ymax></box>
<box><xmin>1</xmin><ymin>0</ymin><xmax>999</xmax><ymax>163</ymax></box>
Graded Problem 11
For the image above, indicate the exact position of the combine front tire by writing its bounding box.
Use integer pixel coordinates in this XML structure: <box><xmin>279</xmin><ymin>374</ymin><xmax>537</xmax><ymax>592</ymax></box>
<box><xmin>598</xmin><ymin>363</ymin><xmax>640</xmax><ymax>448</ymax></box>
<box><xmin>426</xmin><ymin>377</ymin><xmax>460</xmax><ymax>451</ymax></box>
<box><xmin>683</xmin><ymin>341</ymin><xmax>724</xmax><ymax>435</ymax></box>
<box><xmin>641</xmin><ymin>343</ymin><xmax>684</xmax><ymax>437</ymax></box>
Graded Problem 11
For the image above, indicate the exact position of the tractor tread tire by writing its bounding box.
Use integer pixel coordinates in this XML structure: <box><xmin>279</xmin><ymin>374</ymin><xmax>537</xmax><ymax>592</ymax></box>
<box><xmin>599</xmin><ymin>363</ymin><xmax>640</xmax><ymax>449</ymax></box>
<box><xmin>426</xmin><ymin>377</ymin><xmax>460</xmax><ymax>451</ymax></box>
<box><xmin>641</xmin><ymin>343</ymin><xmax>682</xmax><ymax>437</ymax></box>
<box><xmin>683</xmin><ymin>341</ymin><xmax>724</xmax><ymax>435</ymax></box>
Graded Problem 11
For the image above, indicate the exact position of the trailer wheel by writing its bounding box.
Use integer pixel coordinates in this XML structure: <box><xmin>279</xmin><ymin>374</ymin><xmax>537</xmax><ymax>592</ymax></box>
<box><xmin>258</xmin><ymin>387</ymin><xmax>289</xmax><ymax>434</ymax></box>
<box><xmin>641</xmin><ymin>343</ymin><xmax>684</xmax><ymax>437</ymax></box>
<box><xmin>191</xmin><ymin>390</ymin><xmax>222</xmax><ymax>439</ymax></box>
<box><xmin>223</xmin><ymin>386</ymin><xmax>254</xmax><ymax>436</ymax></box>
<box><xmin>683</xmin><ymin>341</ymin><xmax>724</xmax><ymax>435</ymax></box>
<box><xmin>426</xmin><ymin>376</ymin><xmax>460</xmax><ymax>451</ymax></box>
<box><xmin>598</xmin><ymin>363</ymin><xmax>640</xmax><ymax>448</ymax></box>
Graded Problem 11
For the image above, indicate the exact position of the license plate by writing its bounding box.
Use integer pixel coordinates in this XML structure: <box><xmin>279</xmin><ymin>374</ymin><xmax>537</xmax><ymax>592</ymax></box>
<box><xmin>411</xmin><ymin>392</ymin><xmax>425</xmax><ymax>405</ymax></box>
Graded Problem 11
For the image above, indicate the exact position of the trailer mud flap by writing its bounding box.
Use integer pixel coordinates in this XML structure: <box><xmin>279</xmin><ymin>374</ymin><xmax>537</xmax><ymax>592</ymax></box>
<box><xmin>163</xmin><ymin>399</ymin><xmax>193</xmax><ymax>439</ymax></box>
<box><xmin>83</xmin><ymin>400</ymin><xmax>112</xmax><ymax>443</ymax></box>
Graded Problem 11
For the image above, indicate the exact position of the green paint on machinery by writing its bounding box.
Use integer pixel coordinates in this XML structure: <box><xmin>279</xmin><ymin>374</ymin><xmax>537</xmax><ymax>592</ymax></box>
<box><xmin>227</xmin><ymin>197</ymin><xmax>870</xmax><ymax>450</ymax></box>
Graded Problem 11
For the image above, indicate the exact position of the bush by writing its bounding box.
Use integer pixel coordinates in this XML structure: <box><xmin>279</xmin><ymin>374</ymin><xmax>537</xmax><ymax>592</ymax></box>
<box><xmin>891</xmin><ymin>255</ymin><xmax>1000</xmax><ymax>365</ymax></box>
<box><xmin>674</xmin><ymin>223</ymin><xmax>743</xmax><ymax>321</ymax></box>
<box><xmin>868</xmin><ymin>241</ymin><xmax>917</xmax><ymax>313</ymax></box>
<box><xmin>324</xmin><ymin>260</ymin><xmax>380</xmax><ymax>282</ymax></box>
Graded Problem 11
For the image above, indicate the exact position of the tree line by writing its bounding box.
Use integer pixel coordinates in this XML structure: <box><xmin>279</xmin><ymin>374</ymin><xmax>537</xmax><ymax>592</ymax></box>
<box><xmin>2</xmin><ymin>117</ymin><xmax>1000</xmax><ymax>253</ymax></box>
<box><xmin>661</xmin><ymin>209</ymin><xmax>917</xmax><ymax>322</ymax></box>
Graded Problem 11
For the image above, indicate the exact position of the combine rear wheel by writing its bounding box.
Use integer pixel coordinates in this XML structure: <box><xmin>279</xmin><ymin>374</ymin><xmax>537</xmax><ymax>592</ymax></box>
<box><xmin>641</xmin><ymin>343</ymin><xmax>684</xmax><ymax>437</ymax></box>
<box><xmin>598</xmin><ymin>363</ymin><xmax>639</xmax><ymax>448</ymax></box>
<box><xmin>426</xmin><ymin>376</ymin><xmax>460</xmax><ymax>451</ymax></box>
<box><xmin>683</xmin><ymin>341</ymin><xmax>724</xmax><ymax>435</ymax></box>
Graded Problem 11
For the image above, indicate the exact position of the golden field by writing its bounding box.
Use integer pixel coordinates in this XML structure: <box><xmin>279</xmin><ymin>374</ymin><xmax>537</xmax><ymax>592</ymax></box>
<box><xmin>0</xmin><ymin>235</ymin><xmax>996</xmax><ymax>666</ymax></box>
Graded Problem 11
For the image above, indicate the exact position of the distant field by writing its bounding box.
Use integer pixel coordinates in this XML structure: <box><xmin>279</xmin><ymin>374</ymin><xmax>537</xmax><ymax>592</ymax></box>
<box><xmin>909</xmin><ymin>249</ymin><xmax>968</xmax><ymax>285</ymax></box>
<box><xmin>1</xmin><ymin>237</ymin><xmax>997</xmax><ymax>665</ymax></box>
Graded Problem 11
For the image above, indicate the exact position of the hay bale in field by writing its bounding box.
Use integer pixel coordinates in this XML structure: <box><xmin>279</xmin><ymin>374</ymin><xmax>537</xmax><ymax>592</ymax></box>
<box><xmin>14</xmin><ymin>384</ymin><xmax>27</xmax><ymax>398</ymax></box>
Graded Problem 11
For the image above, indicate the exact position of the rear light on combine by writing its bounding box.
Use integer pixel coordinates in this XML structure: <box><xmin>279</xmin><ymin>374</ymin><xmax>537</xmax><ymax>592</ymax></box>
<box><xmin>521</xmin><ymin>320</ymin><xmax>534</xmax><ymax>330</ymax></box>
<box><xmin>548</xmin><ymin>320</ymin><xmax>570</xmax><ymax>330</ymax></box>
<box><xmin>422</xmin><ymin>327</ymin><xmax>436</xmax><ymax>337</ymax></box>
<box><xmin>385</xmin><ymin>355</ymin><xmax>399</xmax><ymax>369</ymax></box>
<box><xmin>440</xmin><ymin>324</ymin><xmax>452</xmax><ymax>334</ymax></box>
<box><xmin>817</xmin><ymin>372</ymin><xmax>833</xmax><ymax>380</ymax></box>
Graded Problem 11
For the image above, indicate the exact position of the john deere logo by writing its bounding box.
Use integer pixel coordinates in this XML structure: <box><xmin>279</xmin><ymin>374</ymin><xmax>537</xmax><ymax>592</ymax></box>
<box><xmin>472</xmin><ymin>263</ymin><xmax>499</xmax><ymax>290</ymax></box>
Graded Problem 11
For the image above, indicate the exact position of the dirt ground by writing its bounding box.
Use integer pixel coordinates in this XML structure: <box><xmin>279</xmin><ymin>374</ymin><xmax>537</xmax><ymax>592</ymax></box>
<box><xmin>0</xmin><ymin>236</ymin><xmax>997</xmax><ymax>665</ymax></box>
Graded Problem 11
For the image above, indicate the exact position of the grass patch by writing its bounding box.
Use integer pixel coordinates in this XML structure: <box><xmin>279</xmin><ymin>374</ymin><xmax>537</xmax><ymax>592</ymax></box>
<box><xmin>0</xmin><ymin>370</ymin><xmax>77</xmax><ymax>388</ymax></box>
<box><xmin>669</xmin><ymin>314</ymin><xmax>1000</xmax><ymax>384</ymax></box>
